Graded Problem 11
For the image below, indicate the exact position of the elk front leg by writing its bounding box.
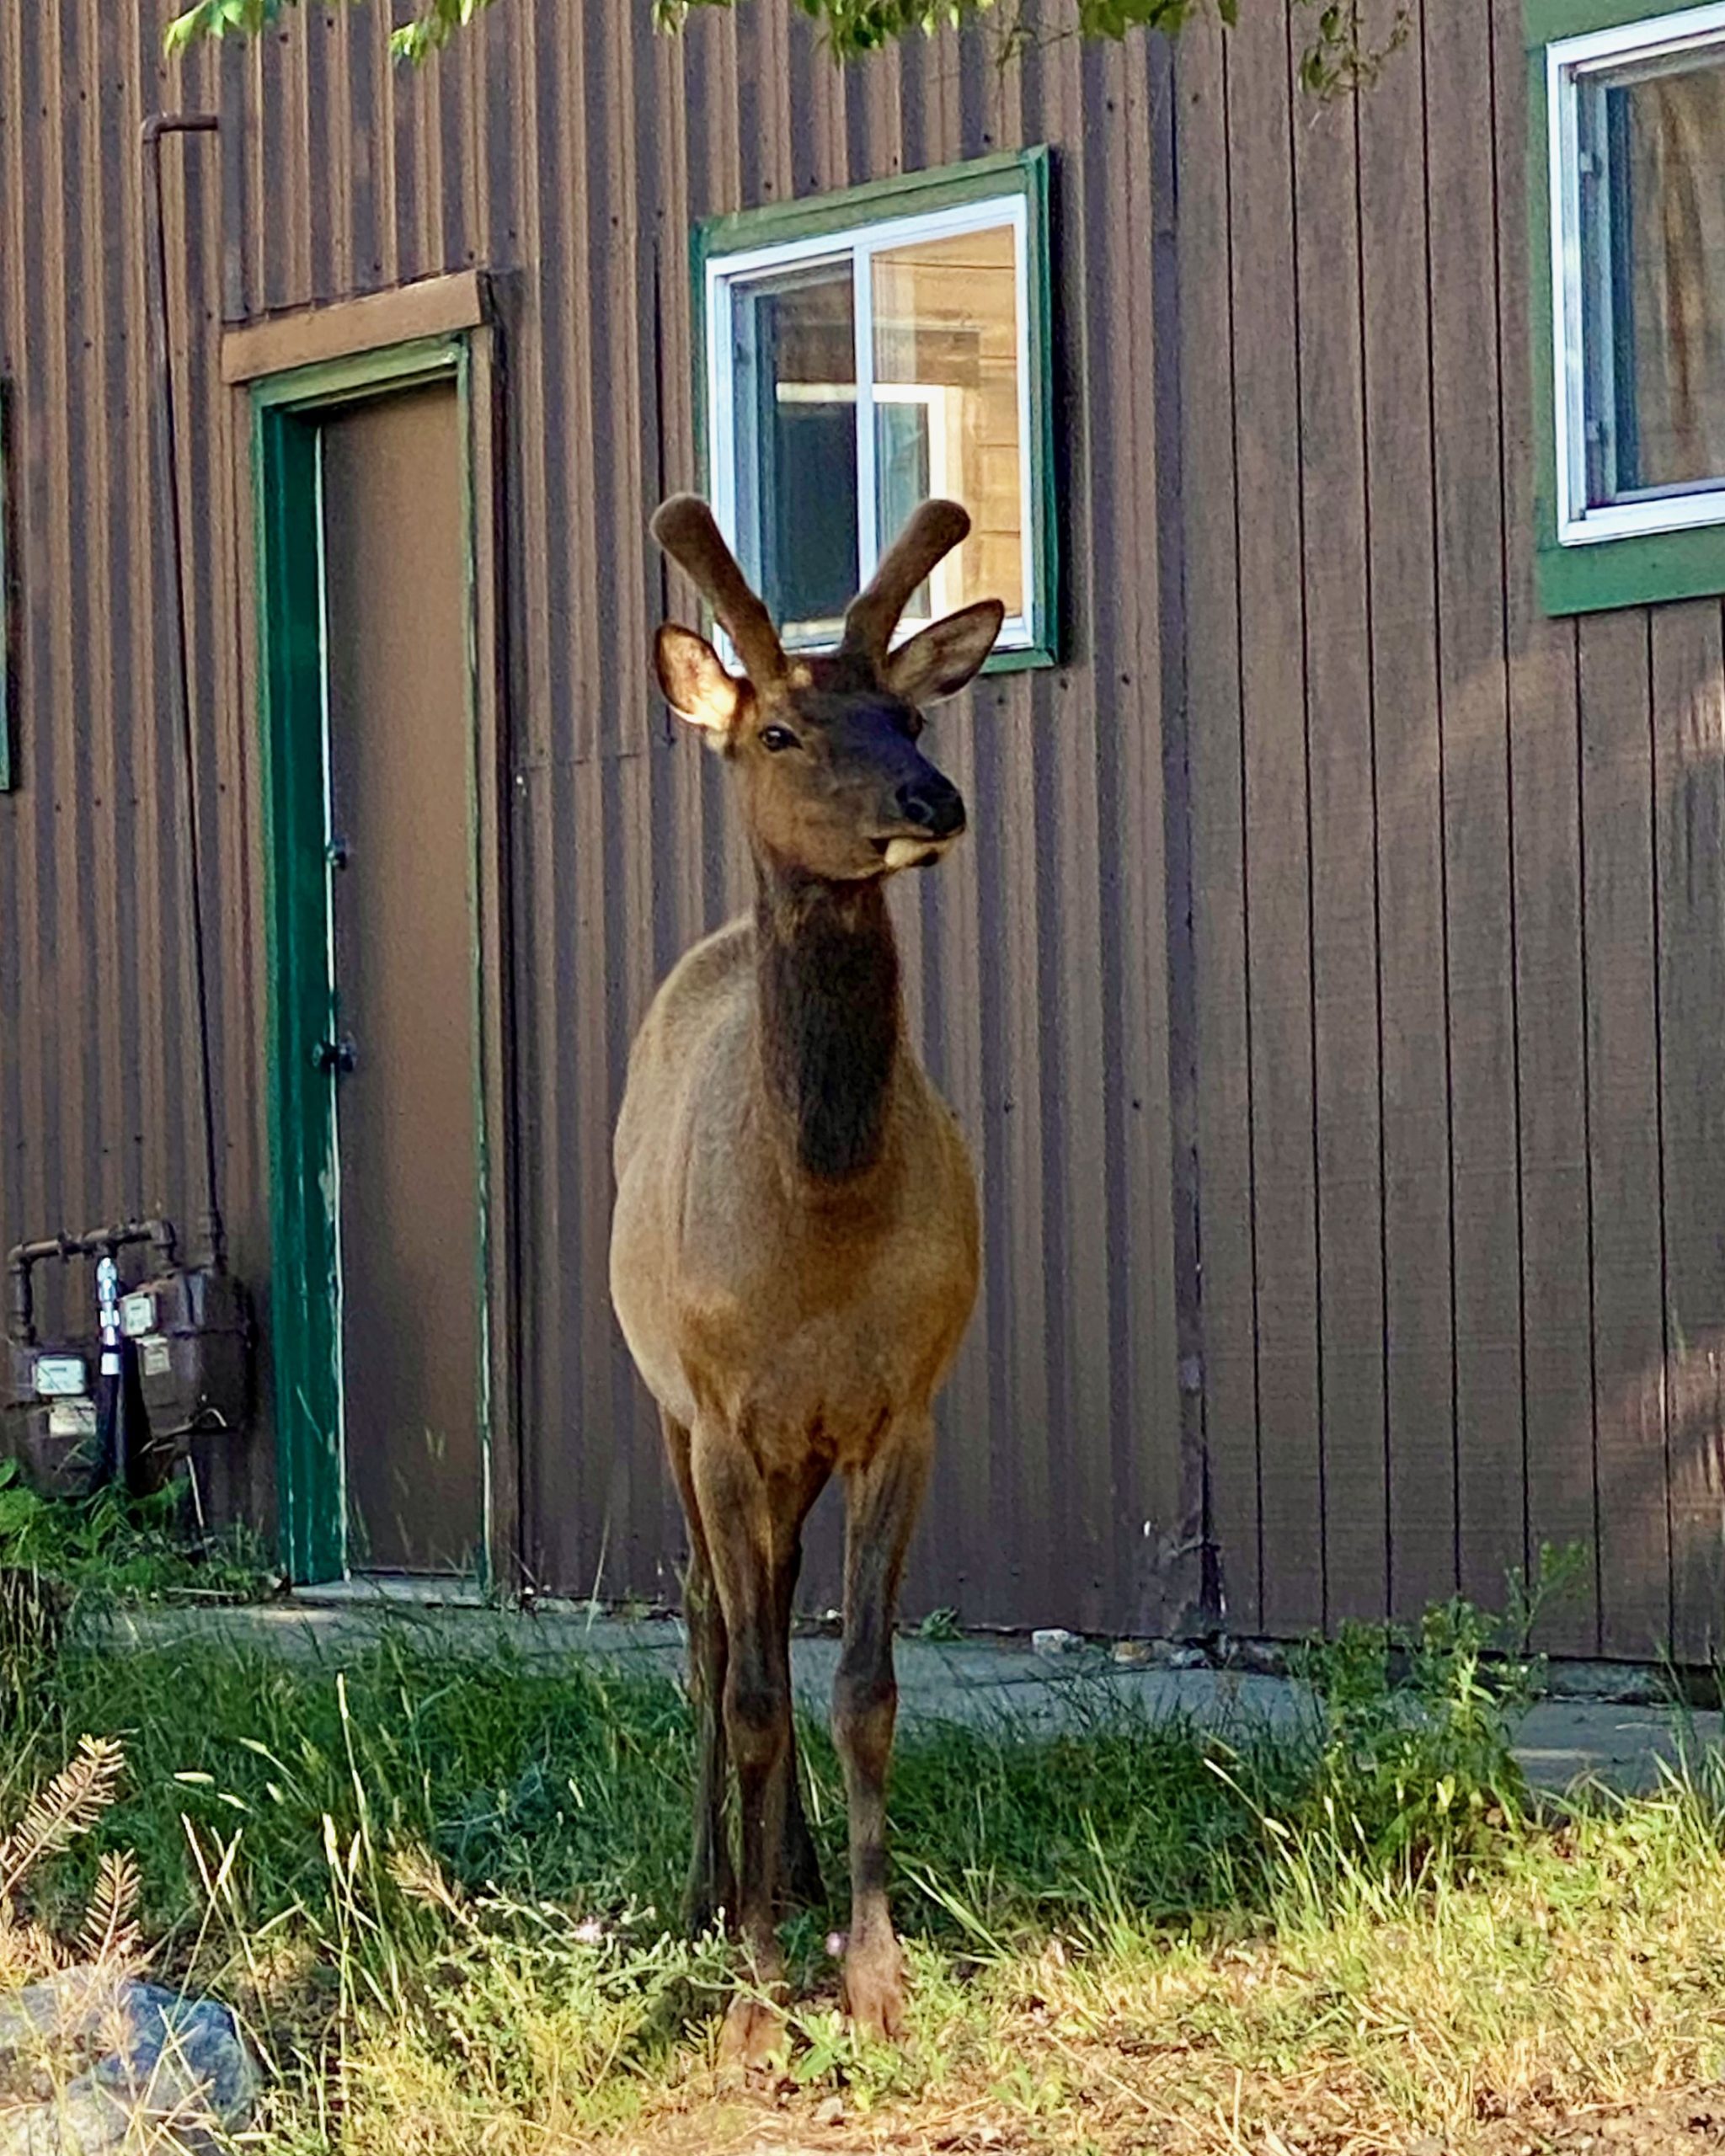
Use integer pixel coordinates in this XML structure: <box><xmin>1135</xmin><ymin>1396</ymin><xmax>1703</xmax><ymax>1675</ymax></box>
<box><xmin>834</xmin><ymin>1421</ymin><xmax>932</xmax><ymax>2044</ymax></box>
<box><xmin>662</xmin><ymin>1411</ymin><xmax>735</xmax><ymax>1936</ymax></box>
<box><xmin>692</xmin><ymin>1419</ymin><xmax>793</xmax><ymax>2072</ymax></box>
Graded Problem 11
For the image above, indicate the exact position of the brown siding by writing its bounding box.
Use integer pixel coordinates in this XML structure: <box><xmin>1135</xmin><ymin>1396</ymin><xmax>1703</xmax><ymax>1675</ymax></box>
<box><xmin>0</xmin><ymin>5</ymin><xmax>268</xmax><ymax>1527</ymax></box>
<box><xmin>8</xmin><ymin>0</ymin><xmax>1725</xmax><ymax>1657</ymax></box>
<box><xmin>0</xmin><ymin>0</ymin><xmax>1188</xmax><ymax>1631</ymax></box>
<box><xmin>1182</xmin><ymin>0</ymin><xmax>1725</xmax><ymax>1657</ymax></box>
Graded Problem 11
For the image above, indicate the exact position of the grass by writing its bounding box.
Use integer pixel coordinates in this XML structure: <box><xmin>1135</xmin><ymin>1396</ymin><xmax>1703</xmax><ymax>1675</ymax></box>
<box><xmin>0</xmin><ymin>1466</ymin><xmax>275</xmax><ymax>1608</ymax></box>
<box><xmin>2</xmin><ymin>1566</ymin><xmax>1724</xmax><ymax>2151</ymax></box>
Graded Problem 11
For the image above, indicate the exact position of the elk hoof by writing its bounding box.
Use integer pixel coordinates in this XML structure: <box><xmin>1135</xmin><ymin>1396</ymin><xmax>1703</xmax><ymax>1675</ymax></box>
<box><xmin>841</xmin><ymin>1937</ymin><xmax>908</xmax><ymax>2043</ymax></box>
<box><xmin>682</xmin><ymin>1850</ymin><xmax>736</xmax><ymax>1940</ymax></box>
<box><xmin>718</xmin><ymin>1993</ymin><xmax>788</xmax><ymax>2077</ymax></box>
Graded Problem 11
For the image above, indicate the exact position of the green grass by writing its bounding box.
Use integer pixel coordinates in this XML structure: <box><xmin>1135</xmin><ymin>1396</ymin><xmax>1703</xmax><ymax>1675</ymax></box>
<box><xmin>3</xmin><ymin>1571</ymin><xmax>1724</xmax><ymax>2153</ymax></box>
<box><xmin>0</xmin><ymin>1467</ymin><xmax>275</xmax><ymax>1608</ymax></box>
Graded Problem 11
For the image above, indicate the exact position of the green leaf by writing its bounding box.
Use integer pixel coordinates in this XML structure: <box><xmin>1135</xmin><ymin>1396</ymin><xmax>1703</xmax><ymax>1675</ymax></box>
<box><xmin>160</xmin><ymin>0</ymin><xmax>1408</xmax><ymax>98</ymax></box>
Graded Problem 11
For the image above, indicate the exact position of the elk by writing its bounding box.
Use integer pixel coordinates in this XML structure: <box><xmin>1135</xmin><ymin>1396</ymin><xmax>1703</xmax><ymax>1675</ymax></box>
<box><xmin>610</xmin><ymin>494</ymin><xmax>1002</xmax><ymax>2068</ymax></box>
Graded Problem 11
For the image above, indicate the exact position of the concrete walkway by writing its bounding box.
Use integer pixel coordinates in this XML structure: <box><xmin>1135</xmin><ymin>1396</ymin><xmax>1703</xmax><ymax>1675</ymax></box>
<box><xmin>101</xmin><ymin>1593</ymin><xmax>1724</xmax><ymax>1796</ymax></box>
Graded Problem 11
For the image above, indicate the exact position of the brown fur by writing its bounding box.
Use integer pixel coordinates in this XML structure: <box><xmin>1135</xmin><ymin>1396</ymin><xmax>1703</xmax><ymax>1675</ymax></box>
<box><xmin>610</xmin><ymin>496</ymin><xmax>1000</xmax><ymax>2068</ymax></box>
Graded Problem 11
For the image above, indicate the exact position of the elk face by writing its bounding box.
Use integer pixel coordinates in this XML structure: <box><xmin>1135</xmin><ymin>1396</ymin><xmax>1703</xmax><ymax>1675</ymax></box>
<box><xmin>654</xmin><ymin>620</ymin><xmax>1000</xmax><ymax>884</ymax></box>
<box><xmin>649</xmin><ymin>494</ymin><xmax>1003</xmax><ymax>885</ymax></box>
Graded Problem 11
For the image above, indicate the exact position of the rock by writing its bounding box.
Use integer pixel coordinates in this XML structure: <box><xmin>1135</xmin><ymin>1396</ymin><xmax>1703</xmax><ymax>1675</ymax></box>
<box><xmin>0</xmin><ymin>1967</ymin><xmax>260</xmax><ymax>2154</ymax></box>
<box><xmin>1221</xmin><ymin>1637</ymin><xmax>1289</xmax><ymax>1677</ymax></box>
<box><xmin>1032</xmin><ymin>1628</ymin><xmax>1085</xmax><ymax>1659</ymax></box>
<box><xmin>813</xmin><ymin>2093</ymin><xmax>846</xmax><ymax>2127</ymax></box>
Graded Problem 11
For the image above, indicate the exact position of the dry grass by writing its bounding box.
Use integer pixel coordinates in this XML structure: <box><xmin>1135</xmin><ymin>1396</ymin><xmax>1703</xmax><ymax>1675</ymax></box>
<box><xmin>327</xmin><ymin>1779</ymin><xmax>1725</xmax><ymax>2156</ymax></box>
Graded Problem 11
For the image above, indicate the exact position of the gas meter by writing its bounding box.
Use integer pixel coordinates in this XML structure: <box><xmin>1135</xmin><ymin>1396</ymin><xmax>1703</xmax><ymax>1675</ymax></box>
<box><xmin>3</xmin><ymin>1229</ymin><xmax>131</xmax><ymax>1497</ymax></box>
<box><xmin>119</xmin><ymin>1260</ymin><xmax>251</xmax><ymax>1443</ymax></box>
<box><xmin>3</xmin><ymin>1219</ymin><xmax>252</xmax><ymax>1498</ymax></box>
<box><xmin>3</xmin><ymin>1333</ymin><xmax>101</xmax><ymax>1497</ymax></box>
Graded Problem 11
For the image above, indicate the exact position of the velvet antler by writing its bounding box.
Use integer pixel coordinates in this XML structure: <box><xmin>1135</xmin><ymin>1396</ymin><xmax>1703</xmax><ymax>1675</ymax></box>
<box><xmin>650</xmin><ymin>494</ymin><xmax>787</xmax><ymax>688</ymax></box>
<box><xmin>837</xmin><ymin>499</ymin><xmax>972</xmax><ymax>669</ymax></box>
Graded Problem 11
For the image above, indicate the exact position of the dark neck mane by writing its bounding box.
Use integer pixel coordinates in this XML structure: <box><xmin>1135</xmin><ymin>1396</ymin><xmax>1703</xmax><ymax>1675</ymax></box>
<box><xmin>753</xmin><ymin>862</ymin><xmax>901</xmax><ymax>1183</ymax></box>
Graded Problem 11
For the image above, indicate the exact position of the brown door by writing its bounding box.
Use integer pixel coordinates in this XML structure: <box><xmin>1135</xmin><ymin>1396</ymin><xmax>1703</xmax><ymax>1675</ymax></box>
<box><xmin>320</xmin><ymin>382</ymin><xmax>484</xmax><ymax>1577</ymax></box>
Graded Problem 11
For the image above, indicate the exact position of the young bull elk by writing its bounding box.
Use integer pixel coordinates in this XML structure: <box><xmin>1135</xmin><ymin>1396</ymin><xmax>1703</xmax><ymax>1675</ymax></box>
<box><xmin>610</xmin><ymin>494</ymin><xmax>1002</xmax><ymax>2068</ymax></box>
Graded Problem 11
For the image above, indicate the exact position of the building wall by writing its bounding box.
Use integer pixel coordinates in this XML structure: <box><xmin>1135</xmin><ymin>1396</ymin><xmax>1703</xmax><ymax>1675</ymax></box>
<box><xmin>6</xmin><ymin>0</ymin><xmax>1722</xmax><ymax>1657</ymax></box>
<box><xmin>1179</xmin><ymin>0</ymin><xmax>1725</xmax><ymax>1661</ymax></box>
<box><xmin>0</xmin><ymin>1</ymin><xmax>1191</xmax><ymax>1631</ymax></box>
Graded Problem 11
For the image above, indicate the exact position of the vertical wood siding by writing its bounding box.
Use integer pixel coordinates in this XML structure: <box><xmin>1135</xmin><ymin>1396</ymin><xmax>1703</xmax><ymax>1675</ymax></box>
<box><xmin>1181</xmin><ymin>0</ymin><xmax>1725</xmax><ymax>1658</ymax></box>
<box><xmin>0</xmin><ymin>0</ymin><xmax>1189</xmax><ymax>1632</ymax></box>
<box><xmin>4</xmin><ymin>0</ymin><xmax>1723</xmax><ymax>1654</ymax></box>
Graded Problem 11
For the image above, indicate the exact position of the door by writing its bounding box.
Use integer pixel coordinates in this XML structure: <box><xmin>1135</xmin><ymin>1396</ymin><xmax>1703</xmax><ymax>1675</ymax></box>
<box><xmin>320</xmin><ymin>383</ymin><xmax>483</xmax><ymax>1576</ymax></box>
<box><xmin>258</xmin><ymin>350</ymin><xmax>488</xmax><ymax>1585</ymax></box>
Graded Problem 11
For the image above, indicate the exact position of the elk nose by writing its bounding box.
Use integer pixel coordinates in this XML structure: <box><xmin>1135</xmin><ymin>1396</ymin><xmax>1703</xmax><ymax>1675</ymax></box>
<box><xmin>895</xmin><ymin>775</ymin><xmax>966</xmax><ymax>841</ymax></box>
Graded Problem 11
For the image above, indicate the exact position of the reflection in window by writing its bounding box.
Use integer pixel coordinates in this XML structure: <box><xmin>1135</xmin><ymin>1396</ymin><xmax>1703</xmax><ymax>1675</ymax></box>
<box><xmin>732</xmin><ymin>261</ymin><xmax>858</xmax><ymax>643</ymax></box>
<box><xmin>873</xmin><ymin>224</ymin><xmax>1023</xmax><ymax>625</ymax></box>
<box><xmin>1583</xmin><ymin>44</ymin><xmax>1725</xmax><ymax>504</ymax></box>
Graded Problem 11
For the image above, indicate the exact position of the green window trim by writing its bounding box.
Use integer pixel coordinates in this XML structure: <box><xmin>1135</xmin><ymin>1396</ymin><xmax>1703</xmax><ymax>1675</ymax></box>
<box><xmin>692</xmin><ymin>146</ymin><xmax>1059</xmax><ymax>674</ymax></box>
<box><xmin>1528</xmin><ymin>0</ymin><xmax>1725</xmax><ymax>615</ymax></box>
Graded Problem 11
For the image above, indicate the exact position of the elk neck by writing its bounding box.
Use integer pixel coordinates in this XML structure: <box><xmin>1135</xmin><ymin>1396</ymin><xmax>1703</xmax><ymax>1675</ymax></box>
<box><xmin>751</xmin><ymin>855</ymin><xmax>903</xmax><ymax>1185</ymax></box>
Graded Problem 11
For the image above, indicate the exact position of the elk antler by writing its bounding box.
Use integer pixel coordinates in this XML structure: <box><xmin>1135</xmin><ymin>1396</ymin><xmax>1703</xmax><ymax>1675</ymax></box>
<box><xmin>650</xmin><ymin>494</ymin><xmax>787</xmax><ymax>689</ymax></box>
<box><xmin>838</xmin><ymin>499</ymin><xmax>972</xmax><ymax>670</ymax></box>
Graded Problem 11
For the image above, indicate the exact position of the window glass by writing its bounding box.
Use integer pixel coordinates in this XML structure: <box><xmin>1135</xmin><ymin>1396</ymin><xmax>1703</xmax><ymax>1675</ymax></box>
<box><xmin>731</xmin><ymin>259</ymin><xmax>858</xmax><ymax>642</ymax></box>
<box><xmin>872</xmin><ymin>223</ymin><xmax>1023</xmax><ymax>624</ymax></box>
<box><xmin>1582</xmin><ymin>43</ymin><xmax>1725</xmax><ymax>506</ymax></box>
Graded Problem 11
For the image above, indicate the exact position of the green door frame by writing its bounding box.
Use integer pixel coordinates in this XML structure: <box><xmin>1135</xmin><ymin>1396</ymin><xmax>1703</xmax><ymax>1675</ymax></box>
<box><xmin>254</xmin><ymin>334</ymin><xmax>497</xmax><ymax>1587</ymax></box>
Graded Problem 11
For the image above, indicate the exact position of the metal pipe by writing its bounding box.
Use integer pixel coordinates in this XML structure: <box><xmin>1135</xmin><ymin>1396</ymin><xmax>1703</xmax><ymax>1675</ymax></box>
<box><xmin>142</xmin><ymin>113</ymin><xmax>225</xmax><ymax>1269</ymax></box>
<box><xmin>6</xmin><ymin>1237</ymin><xmax>80</xmax><ymax>1348</ymax></box>
<box><xmin>6</xmin><ymin>1219</ymin><xmax>179</xmax><ymax>1348</ymax></box>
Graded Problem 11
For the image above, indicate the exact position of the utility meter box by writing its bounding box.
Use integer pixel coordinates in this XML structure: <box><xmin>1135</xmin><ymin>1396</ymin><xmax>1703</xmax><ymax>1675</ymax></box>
<box><xmin>120</xmin><ymin>1263</ymin><xmax>251</xmax><ymax>1442</ymax></box>
<box><xmin>3</xmin><ymin>1342</ymin><xmax>104</xmax><ymax>1497</ymax></box>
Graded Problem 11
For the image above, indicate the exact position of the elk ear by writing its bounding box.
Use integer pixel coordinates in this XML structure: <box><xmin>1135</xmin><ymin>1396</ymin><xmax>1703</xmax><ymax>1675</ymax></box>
<box><xmin>883</xmin><ymin>599</ymin><xmax>1006</xmax><ymax>706</ymax></box>
<box><xmin>655</xmin><ymin>625</ymin><xmax>745</xmax><ymax>736</ymax></box>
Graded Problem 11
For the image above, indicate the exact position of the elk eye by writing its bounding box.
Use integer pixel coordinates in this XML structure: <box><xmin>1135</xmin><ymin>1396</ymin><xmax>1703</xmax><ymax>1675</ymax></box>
<box><xmin>759</xmin><ymin>724</ymin><xmax>800</xmax><ymax>754</ymax></box>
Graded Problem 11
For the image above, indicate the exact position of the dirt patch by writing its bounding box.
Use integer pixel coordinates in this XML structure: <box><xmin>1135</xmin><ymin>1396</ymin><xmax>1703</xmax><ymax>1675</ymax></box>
<box><xmin>588</xmin><ymin>2080</ymin><xmax>1725</xmax><ymax>2156</ymax></box>
<box><xmin>1468</xmin><ymin>2088</ymin><xmax>1725</xmax><ymax>2156</ymax></box>
<box><xmin>588</xmin><ymin>2084</ymin><xmax>1031</xmax><ymax>2154</ymax></box>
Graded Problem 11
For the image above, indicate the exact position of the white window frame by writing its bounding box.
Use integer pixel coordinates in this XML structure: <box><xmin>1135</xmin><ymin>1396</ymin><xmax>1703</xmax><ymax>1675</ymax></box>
<box><xmin>704</xmin><ymin>191</ymin><xmax>1036</xmax><ymax>651</ymax></box>
<box><xmin>1548</xmin><ymin>0</ymin><xmax>1725</xmax><ymax>547</ymax></box>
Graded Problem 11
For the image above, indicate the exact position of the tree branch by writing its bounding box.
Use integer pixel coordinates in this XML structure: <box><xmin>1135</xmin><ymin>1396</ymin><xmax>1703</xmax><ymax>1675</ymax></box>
<box><xmin>161</xmin><ymin>0</ymin><xmax>1408</xmax><ymax>91</ymax></box>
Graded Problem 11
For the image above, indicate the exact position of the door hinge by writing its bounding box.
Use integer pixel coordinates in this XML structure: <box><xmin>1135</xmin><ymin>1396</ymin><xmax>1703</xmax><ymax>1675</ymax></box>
<box><xmin>311</xmin><ymin>1037</ymin><xmax>358</xmax><ymax>1076</ymax></box>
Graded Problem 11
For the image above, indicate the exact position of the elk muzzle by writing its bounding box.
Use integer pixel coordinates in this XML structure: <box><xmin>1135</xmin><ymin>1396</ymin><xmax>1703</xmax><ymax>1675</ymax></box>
<box><xmin>874</xmin><ymin>766</ymin><xmax>966</xmax><ymax>872</ymax></box>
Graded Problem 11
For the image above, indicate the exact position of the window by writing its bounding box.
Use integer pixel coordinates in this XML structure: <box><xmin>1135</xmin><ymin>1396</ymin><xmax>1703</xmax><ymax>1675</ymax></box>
<box><xmin>1533</xmin><ymin>0</ymin><xmax>1725</xmax><ymax>611</ymax></box>
<box><xmin>696</xmin><ymin>149</ymin><xmax>1055</xmax><ymax>668</ymax></box>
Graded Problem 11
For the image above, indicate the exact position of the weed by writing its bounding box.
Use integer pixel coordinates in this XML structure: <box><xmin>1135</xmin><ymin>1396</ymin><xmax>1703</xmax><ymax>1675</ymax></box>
<box><xmin>0</xmin><ymin>1464</ymin><xmax>275</xmax><ymax>1614</ymax></box>
<box><xmin>0</xmin><ymin>1732</ymin><xmax>146</xmax><ymax>1987</ymax></box>
<box><xmin>0</xmin><ymin>1566</ymin><xmax>70</xmax><ymax>1730</ymax></box>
